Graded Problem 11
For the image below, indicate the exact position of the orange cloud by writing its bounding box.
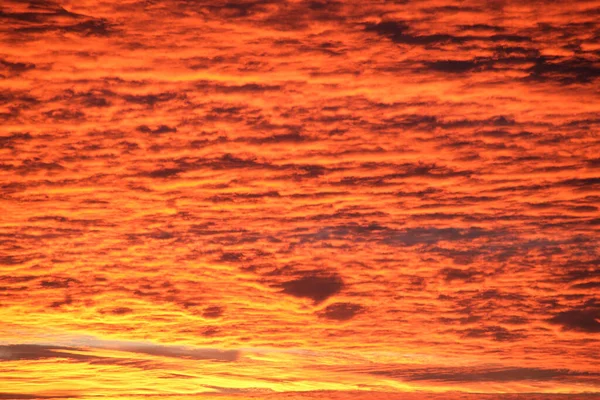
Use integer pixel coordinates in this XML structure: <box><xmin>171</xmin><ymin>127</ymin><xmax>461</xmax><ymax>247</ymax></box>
<box><xmin>1</xmin><ymin>0</ymin><xmax>599</xmax><ymax>398</ymax></box>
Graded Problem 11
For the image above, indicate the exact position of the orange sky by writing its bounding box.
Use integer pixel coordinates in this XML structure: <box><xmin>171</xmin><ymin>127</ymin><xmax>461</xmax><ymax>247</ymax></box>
<box><xmin>1</xmin><ymin>0</ymin><xmax>600</xmax><ymax>399</ymax></box>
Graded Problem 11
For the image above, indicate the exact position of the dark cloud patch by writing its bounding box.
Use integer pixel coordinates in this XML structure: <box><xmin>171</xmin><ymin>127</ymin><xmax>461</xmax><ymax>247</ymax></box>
<box><xmin>0</xmin><ymin>58</ymin><xmax>36</xmax><ymax>74</ymax></box>
<box><xmin>296</xmin><ymin>225</ymin><xmax>499</xmax><ymax>248</ymax></box>
<box><xmin>14</xmin><ymin>18</ymin><xmax>116</xmax><ymax>37</ymax></box>
<box><xmin>365</xmin><ymin>21</ymin><xmax>530</xmax><ymax>46</ymax></box>
<box><xmin>458</xmin><ymin>24</ymin><xmax>506</xmax><ymax>33</ymax></box>
<box><xmin>501</xmin><ymin>316</ymin><xmax>529</xmax><ymax>325</ymax></box>
<box><xmin>248</xmin><ymin>132</ymin><xmax>309</xmax><ymax>144</ymax></box>
<box><xmin>0</xmin><ymin>255</ymin><xmax>37</xmax><ymax>266</ymax></box>
<box><xmin>0</xmin><ymin>3</ymin><xmax>83</xmax><ymax>24</ymax></box>
<box><xmin>144</xmin><ymin>167</ymin><xmax>183</xmax><ymax>178</ymax></box>
<box><xmin>219</xmin><ymin>252</ymin><xmax>244</xmax><ymax>262</ymax></box>
<box><xmin>559</xmin><ymin>177</ymin><xmax>600</xmax><ymax>188</ymax></box>
<box><xmin>370</xmin><ymin>365</ymin><xmax>600</xmax><ymax>383</ymax></box>
<box><xmin>440</xmin><ymin>268</ymin><xmax>481</xmax><ymax>282</ymax></box>
<box><xmin>136</xmin><ymin>125</ymin><xmax>177</xmax><ymax>135</ymax></box>
<box><xmin>332</xmin><ymin>164</ymin><xmax>471</xmax><ymax>187</ymax></box>
<box><xmin>203</xmin><ymin>306</ymin><xmax>225</xmax><ymax>318</ymax></box>
<box><xmin>279</xmin><ymin>273</ymin><xmax>344</xmax><ymax>304</ymax></box>
<box><xmin>62</xmin><ymin>19</ymin><xmax>114</xmax><ymax>37</ymax></box>
<box><xmin>571</xmin><ymin>282</ymin><xmax>600</xmax><ymax>289</ymax></box>
<box><xmin>202</xmin><ymin>0</ymin><xmax>275</xmax><ymax>19</ymax></box>
<box><xmin>527</xmin><ymin>56</ymin><xmax>600</xmax><ymax>84</ymax></box>
<box><xmin>206</xmin><ymin>153</ymin><xmax>264</xmax><ymax>170</ymax></box>
<box><xmin>12</xmin><ymin>159</ymin><xmax>65</xmax><ymax>175</ymax></box>
<box><xmin>387</xmin><ymin>227</ymin><xmax>497</xmax><ymax>246</ymax></box>
<box><xmin>43</xmin><ymin>109</ymin><xmax>85</xmax><ymax>121</ymax></box>
<box><xmin>81</xmin><ymin>95</ymin><xmax>110</xmax><ymax>108</ymax></box>
<box><xmin>50</xmin><ymin>295</ymin><xmax>73</xmax><ymax>309</ymax></box>
<box><xmin>123</xmin><ymin>92</ymin><xmax>178</xmax><ymax>106</ymax></box>
<box><xmin>104</xmin><ymin>307</ymin><xmax>134</xmax><ymax>315</ymax></box>
<box><xmin>210</xmin><ymin>83</ymin><xmax>282</xmax><ymax>93</ymax></box>
<box><xmin>0</xmin><ymin>345</ymin><xmax>97</xmax><ymax>362</ymax></box>
<box><xmin>40</xmin><ymin>277</ymin><xmax>79</xmax><ymax>289</ymax></box>
<box><xmin>319</xmin><ymin>302</ymin><xmax>363</xmax><ymax>321</ymax></box>
<box><xmin>462</xmin><ymin>325</ymin><xmax>526</xmax><ymax>342</ymax></box>
<box><xmin>0</xmin><ymin>343</ymin><xmax>239</xmax><ymax>363</ymax></box>
<box><xmin>0</xmin><ymin>393</ymin><xmax>71</xmax><ymax>399</ymax></box>
<box><xmin>0</xmin><ymin>275</ymin><xmax>38</xmax><ymax>284</ymax></box>
<box><xmin>0</xmin><ymin>132</ymin><xmax>33</xmax><ymax>149</ymax></box>
<box><xmin>200</xmin><ymin>327</ymin><xmax>220</xmax><ymax>337</ymax></box>
<box><xmin>426</xmin><ymin>59</ymin><xmax>488</xmax><ymax>73</ymax></box>
<box><xmin>568</xmin><ymin>205</ymin><xmax>598</xmax><ymax>213</ymax></box>
<box><xmin>549</xmin><ymin>308</ymin><xmax>600</xmax><ymax>333</ymax></box>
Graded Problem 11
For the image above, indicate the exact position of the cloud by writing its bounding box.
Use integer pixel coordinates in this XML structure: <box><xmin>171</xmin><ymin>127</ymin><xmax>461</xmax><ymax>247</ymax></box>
<box><xmin>440</xmin><ymin>268</ymin><xmax>481</xmax><ymax>282</ymax></box>
<box><xmin>203</xmin><ymin>306</ymin><xmax>225</xmax><ymax>318</ymax></box>
<box><xmin>549</xmin><ymin>308</ymin><xmax>600</xmax><ymax>333</ymax></box>
<box><xmin>0</xmin><ymin>341</ymin><xmax>240</xmax><ymax>363</ymax></box>
<box><xmin>102</xmin><ymin>307</ymin><xmax>134</xmax><ymax>315</ymax></box>
<box><xmin>527</xmin><ymin>56</ymin><xmax>600</xmax><ymax>84</ymax></box>
<box><xmin>370</xmin><ymin>365</ymin><xmax>600</xmax><ymax>383</ymax></box>
<box><xmin>118</xmin><ymin>343</ymin><xmax>239</xmax><ymax>361</ymax></box>
<box><xmin>0</xmin><ymin>345</ymin><xmax>98</xmax><ymax>362</ymax></box>
<box><xmin>279</xmin><ymin>274</ymin><xmax>345</xmax><ymax>304</ymax></box>
<box><xmin>2</xmin><ymin>0</ymin><xmax>600</xmax><ymax>396</ymax></box>
<box><xmin>0</xmin><ymin>58</ymin><xmax>36</xmax><ymax>74</ymax></box>
<box><xmin>319</xmin><ymin>302</ymin><xmax>363</xmax><ymax>321</ymax></box>
<box><xmin>136</xmin><ymin>124</ymin><xmax>177</xmax><ymax>134</ymax></box>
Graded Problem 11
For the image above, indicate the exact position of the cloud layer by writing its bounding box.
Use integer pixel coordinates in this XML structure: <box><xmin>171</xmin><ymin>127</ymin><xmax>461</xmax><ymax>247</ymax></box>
<box><xmin>0</xmin><ymin>0</ymin><xmax>599</xmax><ymax>398</ymax></box>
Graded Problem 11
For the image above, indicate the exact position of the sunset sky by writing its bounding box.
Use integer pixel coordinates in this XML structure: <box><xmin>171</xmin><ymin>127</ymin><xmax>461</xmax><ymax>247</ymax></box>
<box><xmin>1</xmin><ymin>0</ymin><xmax>600</xmax><ymax>399</ymax></box>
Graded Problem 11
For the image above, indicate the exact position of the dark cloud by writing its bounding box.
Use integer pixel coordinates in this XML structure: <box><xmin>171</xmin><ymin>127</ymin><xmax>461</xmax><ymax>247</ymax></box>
<box><xmin>527</xmin><ymin>56</ymin><xmax>600</xmax><ymax>84</ymax></box>
<box><xmin>248</xmin><ymin>132</ymin><xmax>309</xmax><ymax>144</ymax></box>
<box><xmin>549</xmin><ymin>308</ymin><xmax>600</xmax><ymax>333</ymax></box>
<box><xmin>440</xmin><ymin>268</ymin><xmax>481</xmax><ymax>282</ymax></box>
<box><xmin>365</xmin><ymin>21</ymin><xmax>530</xmax><ymax>47</ymax></box>
<box><xmin>0</xmin><ymin>58</ymin><xmax>36</xmax><ymax>74</ymax></box>
<box><xmin>462</xmin><ymin>325</ymin><xmax>526</xmax><ymax>342</ymax></box>
<box><xmin>43</xmin><ymin>109</ymin><xmax>85</xmax><ymax>121</ymax></box>
<box><xmin>319</xmin><ymin>302</ymin><xmax>363</xmax><ymax>321</ymax></box>
<box><xmin>123</xmin><ymin>92</ymin><xmax>178</xmax><ymax>106</ymax></box>
<box><xmin>387</xmin><ymin>227</ymin><xmax>496</xmax><ymax>246</ymax></box>
<box><xmin>0</xmin><ymin>132</ymin><xmax>33</xmax><ymax>149</ymax></box>
<box><xmin>0</xmin><ymin>342</ymin><xmax>239</xmax><ymax>364</ymax></box>
<box><xmin>14</xmin><ymin>17</ymin><xmax>116</xmax><ymax>37</ymax></box>
<box><xmin>50</xmin><ymin>295</ymin><xmax>73</xmax><ymax>309</ymax></box>
<box><xmin>40</xmin><ymin>277</ymin><xmax>79</xmax><ymax>289</ymax></box>
<box><xmin>0</xmin><ymin>3</ymin><xmax>82</xmax><ymax>24</ymax></box>
<box><xmin>136</xmin><ymin>125</ymin><xmax>177</xmax><ymax>134</ymax></box>
<box><xmin>279</xmin><ymin>273</ymin><xmax>344</xmax><ymax>303</ymax></box>
<box><xmin>62</xmin><ymin>19</ymin><xmax>114</xmax><ymax>37</ymax></box>
<box><xmin>203</xmin><ymin>306</ymin><xmax>225</xmax><ymax>318</ymax></box>
<box><xmin>559</xmin><ymin>177</ymin><xmax>600</xmax><ymax>188</ymax></box>
<box><xmin>145</xmin><ymin>167</ymin><xmax>184</xmax><ymax>178</ymax></box>
<box><xmin>209</xmin><ymin>82</ymin><xmax>282</xmax><ymax>93</ymax></box>
<box><xmin>370</xmin><ymin>365</ymin><xmax>600</xmax><ymax>383</ymax></box>
<box><xmin>0</xmin><ymin>345</ymin><xmax>97</xmax><ymax>362</ymax></box>
<box><xmin>364</xmin><ymin>21</ymin><xmax>463</xmax><ymax>46</ymax></box>
<box><xmin>0</xmin><ymin>393</ymin><xmax>73</xmax><ymax>399</ymax></box>
<box><xmin>458</xmin><ymin>24</ymin><xmax>506</xmax><ymax>33</ymax></box>
<box><xmin>571</xmin><ymin>282</ymin><xmax>600</xmax><ymax>289</ymax></box>
<box><xmin>202</xmin><ymin>0</ymin><xmax>275</xmax><ymax>19</ymax></box>
<box><xmin>105</xmin><ymin>307</ymin><xmax>134</xmax><ymax>315</ymax></box>
<box><xmin>426</xmin><ymin>60</ymin><xmax>488</xmax><ymax>73</ymax></box>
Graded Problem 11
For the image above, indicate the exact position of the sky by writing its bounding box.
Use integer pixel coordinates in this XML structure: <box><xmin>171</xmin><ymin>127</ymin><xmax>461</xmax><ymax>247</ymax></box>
<box><xmin>0</xmin><ymin>0</ymin><xmax>599</xmax><ymax>399</ymax></box>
